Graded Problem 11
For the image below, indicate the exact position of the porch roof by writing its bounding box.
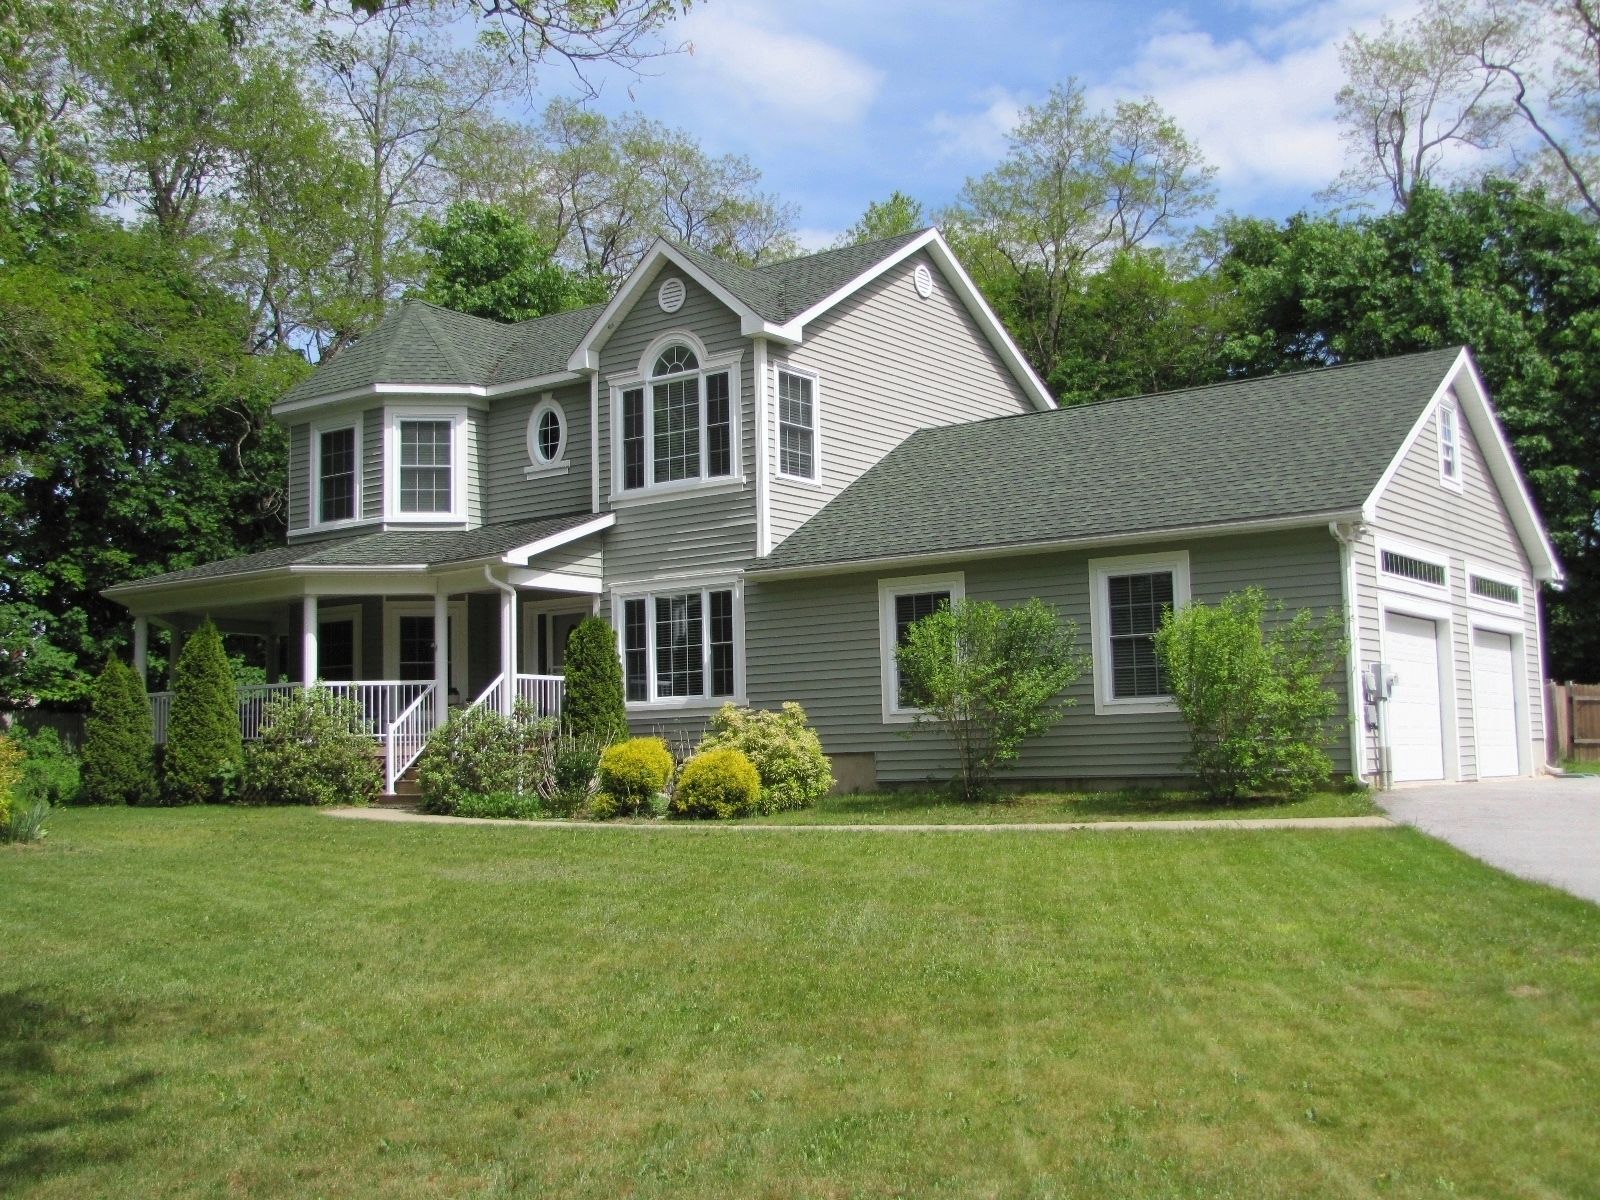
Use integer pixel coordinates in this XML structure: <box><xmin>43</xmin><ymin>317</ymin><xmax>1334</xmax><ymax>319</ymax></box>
<box><xmin>105</xmin><ymin>511</ymin><xmax>606</xmax><ymax>596</ymax></box>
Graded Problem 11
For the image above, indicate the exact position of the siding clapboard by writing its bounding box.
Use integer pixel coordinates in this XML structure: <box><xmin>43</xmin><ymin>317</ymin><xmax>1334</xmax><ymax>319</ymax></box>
<box><xmin>287</xmin><ymin>423</ymin><xmax>310</xmax><ymax>531</ymax></box>
<box><xmin>483</xmin><ymin>381</ymin><xmax>592</xmax><ymax>522</ymax></box>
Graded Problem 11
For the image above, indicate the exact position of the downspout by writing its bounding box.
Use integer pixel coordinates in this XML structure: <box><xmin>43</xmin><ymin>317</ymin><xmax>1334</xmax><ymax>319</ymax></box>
<box><xmin>484</xmin><ymin>566</ymin><xmax>517</xmax><ymax>716</ymax></box>
<box><xmin>1329</xmin><ymin>521</ymin><xmax>1371</xmax><ymax>787</ymax></box>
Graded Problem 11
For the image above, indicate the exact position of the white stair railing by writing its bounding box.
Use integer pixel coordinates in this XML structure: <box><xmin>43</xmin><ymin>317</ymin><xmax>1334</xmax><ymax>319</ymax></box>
<box><xmin>384</xmin><ymin>683</ymin><xmax>437</xmax><ymax>794</ymax></box>
<box><xmin>468</xmin><ymin>673</ymin><xmax>506</xmax><ymax>714</ymax></box>
<box><xmin>513</xmin><ymin>674</ymin><xmax>564</xmax><ymax>718</ymax></box>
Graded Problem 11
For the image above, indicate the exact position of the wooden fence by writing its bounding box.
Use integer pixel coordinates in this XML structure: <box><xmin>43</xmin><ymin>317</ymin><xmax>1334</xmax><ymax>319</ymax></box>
<box><xmin>1546</xmin><ymin>682</ymin><xmax>1600</xmax><ymax>763</ymax></box>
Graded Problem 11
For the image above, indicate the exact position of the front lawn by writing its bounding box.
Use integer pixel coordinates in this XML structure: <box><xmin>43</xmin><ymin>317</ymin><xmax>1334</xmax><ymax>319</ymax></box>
<box><xmin>736</xmin><ymin>787</ymin><xmax>1380</xmax><ymax>825</ymax></box>
<box><xmin>4</xmin><ymin>807</ymin><xmax>1598</xmax><ymax>1198</ymax></box>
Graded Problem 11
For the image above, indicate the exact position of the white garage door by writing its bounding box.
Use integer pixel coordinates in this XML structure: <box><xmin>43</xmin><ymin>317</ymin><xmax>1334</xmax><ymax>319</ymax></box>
<box><xmin>1386</xmin><ymin>613</ymin><xmax>1446</xmax><ymax>782</ymax></box>
<box><xmin>1472</xmin><ymin>629</ymin><xmax>1520</xmax><ymax>778</ymax></box>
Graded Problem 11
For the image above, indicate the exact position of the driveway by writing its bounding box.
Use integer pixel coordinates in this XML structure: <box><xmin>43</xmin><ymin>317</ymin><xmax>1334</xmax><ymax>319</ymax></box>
<box><xmin>1379</xmin><ymin>776</ymin><xmax>1600</xmax><ymax>904</ymax></box>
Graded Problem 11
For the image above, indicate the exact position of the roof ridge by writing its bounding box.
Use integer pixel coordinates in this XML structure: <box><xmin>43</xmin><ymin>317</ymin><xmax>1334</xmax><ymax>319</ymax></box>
<box><xmin>405</xmin><ymin>303</ymin><xmax>475</xmax><ymax>382</ymax></box>
<box><xmin>751</xmin><ymin>226</ymin><xmax>933</xmax><ymax>277</ymax></box>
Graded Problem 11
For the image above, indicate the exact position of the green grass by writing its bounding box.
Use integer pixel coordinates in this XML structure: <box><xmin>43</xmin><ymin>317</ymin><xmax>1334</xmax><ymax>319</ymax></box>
<box><xmin>1560</xmin><ymin>758</ymin><xmax>1600</xmax><ymax>775</ymax></box>
<box><xmin>5</xmin><ymin>807</ymin><xmax>1599</xmax><ymax>1198</ymax></box>
<box><xmin>734</xmin><ymin>787</ymin><xmax>1380</xmax><ymax>825</ymax></box>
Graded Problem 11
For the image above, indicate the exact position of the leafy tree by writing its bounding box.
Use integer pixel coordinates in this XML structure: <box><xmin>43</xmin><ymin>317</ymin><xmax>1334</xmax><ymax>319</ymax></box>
<box><xmin>896</xmin><ymin>597</ymin><xmax>1088</xmax><ymax>800</ymax></box>
<box><xmin>836</xmin><ymin>191</ymin><xmax>925</xmax><ymax>246</ymax></box>
<box><xmin>162</xmin><ymin>620</ymin><xmax>242</xmax><ymax>804</ymax></box>
<box><xmin>560</xmin><ymin>616</ymin><xmax>628</xmax><ymax>744</ymax></box>
<box><xmin>942</xmin><ymin>80</ymin><xmax>1215</xmax><ymax>388</ymax></box>
<box><xmin>0</xmin><ymin>0</ymin><xmax>94</xmax><ymax>217</ymax></box>
<box><xmin>80</xmin><ymin>655</ymin><xmax>156</xmax><ymax>804</ymax></box>
<box><xmin>1155</xmin><ymin>589</ymin><xmax>1346</xmax><ymax>802</ymax></box>
<box><xmin>1215</xmin><ymin>180</ymin><xmax>1600</xmax><ymax>678</ymax></box>
<box><xmin>416</xmin><ymin>199</ymin><xmax>605</xmax><ymax>321</ymax></box>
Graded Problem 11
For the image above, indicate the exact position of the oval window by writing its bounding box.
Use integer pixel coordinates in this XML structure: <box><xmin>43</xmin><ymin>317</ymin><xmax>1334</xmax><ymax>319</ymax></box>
<box><xmin>528</xmin><ymin>399</ymin><xmax>565</xmax><ymax>466</ymax></box>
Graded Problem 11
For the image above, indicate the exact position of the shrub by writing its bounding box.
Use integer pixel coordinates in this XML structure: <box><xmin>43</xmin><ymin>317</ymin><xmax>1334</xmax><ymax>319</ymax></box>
<box><xmin>1154</xmin><ymin>587</ymin><xmax>1346</xmax><ymax>802</ymax></box>
<box><xmin>10</xmin><ymin>727</ymin><xmax>80</xmax><ymax>806</ymax></box>
<box><xmin>80</xmin><ymin>657</ymin><xmax>156</xmax><ymax>805</ymax></box>
<box><xmin>4</xmin><ymin>798</ymin><xmax>50</xmax><ymax>844</ymax></box>
<box><xmin>415</xmin><ymin>707</ymin><xmax>557</xmax><ymax>815</ymax></box>
<box><xmin>162</xmin><ymin>621</ymin><xmax>243</xmax><ymax>805</ymax></box>
<box><xmin>669</xmin><ymin>747</ymin><xmax>761</xmax><ymax>819</ymax></box>
<box><xmin>897</xmin><ymin>597</ymin><xmax>1089</xmax><ymax>800</ymax></box>
<box><xmin>0</xmin><ymin>734</ymin><xmax>23</xmax><ymax>832</ymax></box>
<box><xmin>595</xmin><ymin>736</ymin><xmax>673</xmax><ymax>817</ymax></box>
<box><xmin>243</xmin><ymin>689</ymin><xmax>381</xmax><ymax>807</ymax></box>
<box><xmin>699</xmin><ymin>702</ymin><xmax>832</xmax><ymax>813</ymax></box>
<box><xmin>561</xmin><ymin>616</ymin><xmax>629</xmax><ymax>744</ymax></box>
<box><xmin>549</xmin><ymin>733</ymin><xmax>606</xmax><ymax>817</ymax></box>
<box><xmin>454</xmin><ymin>791</ymin><xmax>544</xmax><ymax>820</ymax></box>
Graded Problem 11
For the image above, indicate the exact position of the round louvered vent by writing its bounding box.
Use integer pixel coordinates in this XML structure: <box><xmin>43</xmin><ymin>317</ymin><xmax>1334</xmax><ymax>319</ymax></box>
<box><xmin>913</xmin><ymin>263</ymin><xmax>934</xmax><ymax>299</ymax></box>
<box><xmin>658</xmin><ymin>277</ymin><xmax>686</xmax><ymax>313</ymax></box>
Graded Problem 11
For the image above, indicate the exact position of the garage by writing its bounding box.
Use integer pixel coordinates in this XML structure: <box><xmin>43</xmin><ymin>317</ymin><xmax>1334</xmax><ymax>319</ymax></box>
<box><xmin>1472</xmin><ymin>628</ymin><xmax>1521</xmax><ymax>778</ymax></box>
<box><xmin>1386</xmin><ymin>612</ymin><xmax>1446</xmax><ymax>782</ymax></box>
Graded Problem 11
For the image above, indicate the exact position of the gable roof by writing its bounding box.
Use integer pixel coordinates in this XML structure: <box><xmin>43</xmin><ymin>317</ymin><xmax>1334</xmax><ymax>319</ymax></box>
<box><xmin>754</xmin><ymin>347</ymin><xmax>1544</xmax><ymax>577</ymax></box>
<box><xmin>104</xmin><ymin>512</ymin><xmax>607</xmax><ymax>594</ymax></box>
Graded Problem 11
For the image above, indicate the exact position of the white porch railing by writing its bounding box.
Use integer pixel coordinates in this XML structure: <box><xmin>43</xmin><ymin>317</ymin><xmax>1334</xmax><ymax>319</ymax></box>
<box><xmin>238</xmin><ymin>682</ymin><xmax>301</xmax><ymax>740</ymax></box>
<box><xmin>384</xmin><ymin>683</ymin><xmax>437</xmax><ymax>793</ymax></box>
<box><xmin>515</xmin><ymin>674</ymin><xmax>564</xmax><ymax>718</ymax></box>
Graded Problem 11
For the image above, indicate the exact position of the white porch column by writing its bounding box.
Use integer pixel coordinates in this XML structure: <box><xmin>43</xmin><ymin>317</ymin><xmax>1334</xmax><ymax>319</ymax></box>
<box><xmin>433</xmin><ymin>590</ymin><xmax>449</xmax><ymax>727</ymax></box>
<box><xmin>301</xmin><ymin>594</ymin><xmax>318</xmax><ymax>686</ymax></box>
<box><xmin>132</xmin><ymin>617</ymin><xmax>149</xmax><ymax>684</ymax></box>
<box><xmin>500</xmin><ymin>587</ymin><xmax>516</xmax><ymax>715</ymax></box>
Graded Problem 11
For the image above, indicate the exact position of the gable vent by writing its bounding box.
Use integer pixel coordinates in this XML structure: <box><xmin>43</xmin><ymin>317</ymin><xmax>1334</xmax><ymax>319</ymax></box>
<box><xmin>912</xmin><ymin>263</ymin><xmax>934</xmax><ymax>299</ymax></box>
<box><xmin>658</xmin><ymin>277</ymin><xmax>686</xmax><ymax>313</ymax></box>
<box><xmin>1470</xmin><ymin>574</ymin><xmax>1519</xmax><ymax>605</ymax></box>
<box><xmin>1381</xmin><ymin>549</ymin><xmax>1447</xmax><ymax>588</ymax></box>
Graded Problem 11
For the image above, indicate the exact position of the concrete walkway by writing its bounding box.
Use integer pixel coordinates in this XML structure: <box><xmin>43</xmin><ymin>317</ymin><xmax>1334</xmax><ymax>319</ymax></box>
<box><xmin>325</xmin><ymin>807</ymin><xmax>1393</xmax><ymax>834</ymax></box>
<box><xmin>1379</xmin><ymin>776</ymin><xmax>1600</xmax><ymax>904</ymax></box>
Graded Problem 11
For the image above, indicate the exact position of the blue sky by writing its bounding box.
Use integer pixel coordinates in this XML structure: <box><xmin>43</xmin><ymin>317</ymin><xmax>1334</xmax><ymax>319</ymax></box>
<box><xmin>521</xmin><ymin>0</ymin><xmax>1415</xmax><ymax>248</ymax></box>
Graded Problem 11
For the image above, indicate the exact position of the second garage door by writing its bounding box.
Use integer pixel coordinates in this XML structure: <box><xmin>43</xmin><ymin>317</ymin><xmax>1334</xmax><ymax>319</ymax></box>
<box><xmin>1472</xmin><ymin>629</ymin><xmax>1521</xmax><ymax>778</ymax></box>
<box><xmin>1386</xmin><ymin>612</ymin><xmax>1446</xmax><ymax>782</ymax></box>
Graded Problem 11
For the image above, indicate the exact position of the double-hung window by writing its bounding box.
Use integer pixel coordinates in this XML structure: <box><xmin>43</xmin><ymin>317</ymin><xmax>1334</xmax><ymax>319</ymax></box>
<box><xmin>776</xmin><ymin>368</ymin><xmax>819</xmax><ymax>481</ymax></box>
<box><xmin>878</xmin><ymin>573</ymin><xmax>965</xmax><ymax>721</ymax></box>
<box><xmin>618</xmin><ymin>343</ymin><xmax>736</xmax><ymax>493</ymax></box>
<box><xmin>617</xmin><ymin>582</ymin><xmax>740</xmax><ymax>705</ymax></box>
<box><xmin>397</xmin><ymin>418</ymin><xmax>454</xmax><ymax>515</ymax></box>
<box><xmin>1438</xmin><ymin>402</ymin><xmax>1462</xmax><ymax>488</ymax></box>
<box><xmin>1088</xmin><ymin>552</ymin><xmax>1190</xmax><ymax>714</ymax></box>
<box><xmin>314</xmin><ymin>422</ymin><xmax>359</xmax><ymax>525</ymax></box>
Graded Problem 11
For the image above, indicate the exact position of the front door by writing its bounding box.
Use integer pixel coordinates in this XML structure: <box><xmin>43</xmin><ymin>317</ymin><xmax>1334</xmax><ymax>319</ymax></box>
<box><xmin>385</xmin><ymin>603</ymin><xmax>467</xmax><ymax>702</ymax></box>
<box><xmin>549</xmin><ymin>612</ymin><xmax>585</xmax><ymax>672</ymax></box>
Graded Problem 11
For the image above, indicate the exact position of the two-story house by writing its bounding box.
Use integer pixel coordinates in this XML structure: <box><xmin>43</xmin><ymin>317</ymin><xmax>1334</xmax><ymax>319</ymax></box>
<box><xmin>107</xmin><ymin>229</ymin><xmax>1561</xmax><ymax>793</ymax></box>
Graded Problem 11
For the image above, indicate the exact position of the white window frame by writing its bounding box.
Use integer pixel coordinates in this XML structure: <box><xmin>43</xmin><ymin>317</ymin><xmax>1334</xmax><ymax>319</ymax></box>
<box><xmin>610</xmin><ymin>573</ymin><xmax>745</xmax><ymax>710</ymax></box>
<box><xmin>877</xmin><ymin>571</ymin><xmax>966</xmax><ymax>724</ymax></box>
<box><xmin>1438</xmin><ymin>400</ymin><xmax>1464</xmax><ymax>492</ymax></box>
<box><xmin>773</xmin><ymin>363</ymin><xmax>822</xmax><ymax>484</ymax></box>
<box><xmin>1088</xmin><ymin>550</ymin><xmax>1191</xmax><ymax>716</ymax></box>
<box><xmin>1464</xmin><ymin>559</ymin><xmax>1523</xmax><ymax>614</ymax></box>
<box><xmin>309</xmin><ymin>414</ymin><xmax>364</xmax><ymax>531</ymax></box>
<box><xmin>384</xmin><ymin>407</ymin><xmax>468</xmax><ymax>523</ymax></box>
<box><xmin>607</xmin><ymin>331</ymin><xmax>744</xmax><ymax>504</ymax></box>
<box><xmin>1375</xmin><ymin>535</ymin><xmax>1452</xmax><ymax>602</ymax></box>
<box><xmin>525</xmin><ymin>394</ymin><xmax>570</xmax><ymax>478</ymax></box>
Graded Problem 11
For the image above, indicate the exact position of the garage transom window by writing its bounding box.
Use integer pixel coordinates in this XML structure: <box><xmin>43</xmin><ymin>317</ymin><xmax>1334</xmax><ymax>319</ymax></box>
<box><xmin>1381</xmin><ymin>549</ymin><xmax>1447</xmax><ymax>588</ymax></box>
<box><xmin>1470</xmin><ymin>573</ymin><xmax>1520</xmax><ymax>605</ymax></box>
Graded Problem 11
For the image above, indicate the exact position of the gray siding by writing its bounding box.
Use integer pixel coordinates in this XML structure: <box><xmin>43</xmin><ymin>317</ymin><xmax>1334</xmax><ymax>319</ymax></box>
<box><xmin>597</xmin><ymin>266</ymin><xmax>757</xmax><ymax>585</ymax></box>
<box><xmin>533</xmin><ymin>535</ymin><xmax>603</xmax><ymax>579</ymax></box>
<box><xmin>768</xmin><ymin>250</ymin><xmax>1035</xmax><ymax>546</ymax></box>
<box><xmin>362</xmin><ymin>407</ymin><xmax>382</xmax><ymax>521</ymax></box>
<box><xmin>484</xmin><ymin>381</ymin><xmax>593</xmax><ymax>522</ymax></box>
<box><xmin>1356</xmin><ymin>393</ymin><xmax>1546</xmax><ymax>778</ymax></box>
<box><xmin>465</xmin><ymin>410</ymin><xmax>485</xmax><ymax>528</ymax></box>
<box><xmin>287</xmin><ymin>423</ymin><xmax>309</xmax><ymax>532</ymax></box>
<box><xmin>745</xmin><ymin>529</ymin><xmax>1350</xmax><ymax>784</ymax></box>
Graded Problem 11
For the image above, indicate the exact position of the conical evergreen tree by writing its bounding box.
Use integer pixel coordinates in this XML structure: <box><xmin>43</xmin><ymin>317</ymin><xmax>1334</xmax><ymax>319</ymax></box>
<box><xmin>561</xmin><ymin>617</ymin><xmax>629</xmax><ymax>744</ymax></box>
<box><xmin>80</xmin><ymin>656</ymin><xmax>157</xmax><ymax>805</ymax></box>
<box><xmin>162</xmin><ymin>620</ymin><xmax>242</xmax><ymax>805</ymax></box>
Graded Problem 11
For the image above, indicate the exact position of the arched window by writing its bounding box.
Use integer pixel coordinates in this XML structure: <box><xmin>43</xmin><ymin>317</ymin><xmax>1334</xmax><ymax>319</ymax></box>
<box><xmin>653</xmin><ymin>345</ymin><xmax>699</xmax><ymax>377</ymax></box>
<box><xmin>527</xmin><ymin>397</ymin><xmax>566</xmax><ymax>468</ymax></box>
<box><xmin>620</xmin><ymin>339</ymin><xmax>733</xmax><ymax>491</ymax></box>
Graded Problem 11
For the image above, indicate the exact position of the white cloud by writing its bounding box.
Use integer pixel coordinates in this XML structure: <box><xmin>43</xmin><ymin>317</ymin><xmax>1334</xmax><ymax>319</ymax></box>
<box><xmin>792</xmin><ymin>226</ymin><xmax>844</xmax><ymax>252</ymax></box>
<box><xmin>927</xmin><ymin>87</ymin><xmax>1025</xmax><ymax>162</ymax></box>
<box><xmin>679</xmin><ymin>7</ymin><xmax>883</xmax><ymax>127</ymax></box>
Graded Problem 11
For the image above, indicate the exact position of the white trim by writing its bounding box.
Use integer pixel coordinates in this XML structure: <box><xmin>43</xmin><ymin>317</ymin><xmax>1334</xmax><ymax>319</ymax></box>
<box><xmin>1362</xmin><ymin>348</ymin><xmax>1560</xmax><ymax>582</ymax></box>
<box><xmin>589</xmin><ymin>371</ymin><xmax>600</xmax><ymax>513</ymax></box>
<box><xmin>1466</xmin><ymin>618</ymin><xmax>1530</xmax><ymax>779</ymax></box>
<box><xmin>773</xmin><ymin>362</ymin><xmax>823</xmax><ymax>485</ymax></box>
<box><xmin>384</xmin><ymin>407</ymin><xmax>468</xmax><ymax>523</ymax></box>
<box><xmin>1437</xmin><ymin>399</ymin><xmax>1464</xmax><ymax>492</ymax></box>
<box><xmin>747</xmin><ymin>510</ymin><xmax>1362</xmax><ymax>581</ymax></box>
<box><xmin>1463</xmin><ymin>559</ymin><xmax>1524</xmax><ymax>615</ymax></box>
<box><xmin>308</xmin><ymin>414</ymin><xmax>365</xmax><ymax>532</ymax></box>
<box><xmin>272</xmin><ymin>372</ymin><xmax>582</xmax><ymax>416</ymax></box>
<box><xmin>505</xmin><ymin>568</ymin><xmax>604</xmax><ymax>594</ymax></box>
<box><xmin>526</xmin><ymin>393</ymin><xmax>568</xmax><ymax>474</ymax></box>
<box><xmin>753</xmin><ymin>336</ymin><xmax>771</xmax><ymax>556</ymax></box>
<box><xmin>610</xmin><ymin>572</ymin><xmax>746</xmax><ymax>711</ymax></box>
<box><xmin>1330</xmin><ymin>521</ymin><xmax>1367</xmax><ymax>782</ymax></box>
<box><xmin>315</xmin><ymin>602</ymin><xmax>364</xmax><ymax>679</ymax></box>
<box><xmin>499</xmin><ymin>513</ymin><xmax>616</xmax><ymax>566</ymax></box>
<box><xmin>383</xmin><ymin>599</ymin><xmax>468</xmax><ymax>699</ymax></box>
<box><xmin>1378</xmin><ymin>597</ymin><xmax>1461</xmax><ymax>781</ymax></box>
<box><xmin>607</xmin><ymin>342</ymin><xmax>745</xmax><ymax>502</ymax></box>
<box><xmin>1374</xmin><ymin>534</ymin><xmax>1452</xmax><ymax>602</ymax></box>
<box><xmin>1088</xmin><ymin>551</ymin><xmax>1191</xmax><ymax>716</ymax></box>
<box><xmin>877</xmin><ymin>571</ymin><xmax>966</xmax><ymax>724</ymax></box>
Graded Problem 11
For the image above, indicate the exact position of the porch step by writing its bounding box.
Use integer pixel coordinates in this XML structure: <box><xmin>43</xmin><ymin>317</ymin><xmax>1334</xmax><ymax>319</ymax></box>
<box><xmin>378</xmin><ymin>761</ymin><xmax>423</xmax><ymax>808</ymax></box>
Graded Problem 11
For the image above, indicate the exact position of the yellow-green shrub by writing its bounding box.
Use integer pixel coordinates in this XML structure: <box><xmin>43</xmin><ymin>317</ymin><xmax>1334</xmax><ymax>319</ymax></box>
<box><xmin>0</xmin><ymin>734</ymin><xmax>24</xmax><ymax>831</ymax></box>
<box><xmin>669</xmin><ymin>747</ymin><xmax>761</xmax><ymax>820</ymax></box>
<box><xmin>595</xmin><ymin>737</ymin><xmax>673</xmax><ymax>817</ymax></box>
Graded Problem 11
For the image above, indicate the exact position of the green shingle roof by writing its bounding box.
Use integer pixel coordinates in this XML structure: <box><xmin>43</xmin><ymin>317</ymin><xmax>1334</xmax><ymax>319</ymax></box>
<box><xmin>755</xmin><ymin>348</ymin><xmax>1465</xmax><ymax>574</ymax></box>
<box><xmin>109</xmin><ymin>513</ymin><xmax>601</xmax><ymax>591</ymax></box>
<box><xmin>277</xmin><ymin>232</ymin><xmax>932</xmax><ymax>406</ymax></box>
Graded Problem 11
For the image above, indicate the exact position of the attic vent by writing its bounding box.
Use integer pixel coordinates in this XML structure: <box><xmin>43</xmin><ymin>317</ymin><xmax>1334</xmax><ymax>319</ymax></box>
<box><xmin>1470</xmin><ymin>574</ymin><xmax>1520</xmax><ymax>605</ymax></box>
<box><xmin>1381</xmin><ymin>549</ymin><xmax>1447</xmax><ymax>588</ymax></box>
<box><xmin>658</xmin><ymin>277</ymin><xmax>686</xmax><ymax>313</ymax></box>
<box><xmin>912</xmin><ymin>263</ymin><xmax>934</xmax><ymax>299</ymax></box>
